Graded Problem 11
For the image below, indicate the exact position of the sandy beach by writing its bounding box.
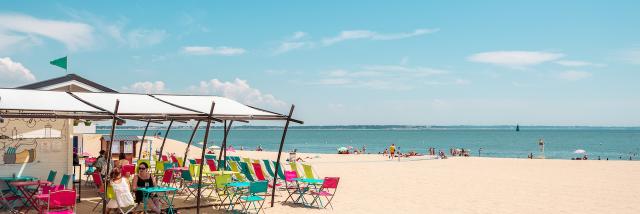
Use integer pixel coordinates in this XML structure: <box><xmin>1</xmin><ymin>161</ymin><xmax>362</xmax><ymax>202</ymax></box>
<box><xmin>81</xmin><ymin>136</ymin><xmax>640</xmax><ymax>214</ymax></box>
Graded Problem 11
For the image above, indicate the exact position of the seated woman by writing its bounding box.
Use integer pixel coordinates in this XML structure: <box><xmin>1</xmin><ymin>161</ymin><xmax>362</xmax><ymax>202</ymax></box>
<box><xmin>132</xmin><ymin>162</ymin><xmax>161</xmax><ymax>214</ymax></box>
<box><xmin>107</xmin><ymin>168</ymin><xmax>135</xmax><ymax>213</ymax></box>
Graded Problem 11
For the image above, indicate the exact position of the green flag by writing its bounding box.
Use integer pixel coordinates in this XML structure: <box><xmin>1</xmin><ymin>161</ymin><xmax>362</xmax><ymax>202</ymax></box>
<box><xmin>50</xmin><ymin>56</ymin><xmax>67</xmax><ymax>70</ymax></box>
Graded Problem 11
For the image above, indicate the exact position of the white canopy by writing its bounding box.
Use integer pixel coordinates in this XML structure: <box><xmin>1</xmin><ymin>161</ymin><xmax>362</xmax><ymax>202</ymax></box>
<box><xmin>0</xmin><ymin>88</ymin><xmax>301</xmax><ymax>123</ymax></box>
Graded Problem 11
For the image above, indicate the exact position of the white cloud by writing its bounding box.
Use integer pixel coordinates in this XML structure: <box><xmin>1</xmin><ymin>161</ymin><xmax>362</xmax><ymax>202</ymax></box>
<box><xmin>468</xmin><ymin>51</ymin><xmax>564</xmax><ymax>68</ymax></box>
<box><xmin>190</xmin><ymin>78</ymin><xmax>285</xmax><ymax>107</ymax></box>
<box><xmin>426</xmin><ymin>79</ymin><xmax>471</xmax><ymax>86</ymax></box>
<box><xmin>322</xmin><ymin>28</ymin><xmax>438</xmax><ymax>45</ymax></box>
<box><xmin>619</xmin><ymin>48</ymin><xmax>640</xmax><ymax>64</ymax></box>
<box><xmin>557</xmin><ymin>70</ymin><xmax>592</xmax><ymax>81</ymax></box>
<box><xmin>0</xmin><ymin>57</ymin><xmax>36</xmax><ymax>87</ymax></box>
<box><xmin>182</xmin><ymin>46</ymin><xmax>246</xmax><ymax>56</ymax></box>
<box><xmin>273</xmin><ymin>31</ymin><xmax>314</xmax><ymax>54</ymax></box>
<box><xmin>555</xmin><ymin>60</ymin><xmax>604</xmax><ymax>67</ymax></box>
<box><xmin>314</xmin><ymin>65</ymin><xmax>448</xmax><ymax>90</ymax></box>
<box><xmin>122</xmin><ymin>81</ymin><xmax>166</xmax><ymax>93</ymax></box>
<box><xmin>126</xmin><ymin>29</ymin><xmax>167</xmax><ymax>48</ymax></box>
<box><xmin>0</xmin><ymin>13</ymin><xmax>94</xmax><ymax>51</ymax></box>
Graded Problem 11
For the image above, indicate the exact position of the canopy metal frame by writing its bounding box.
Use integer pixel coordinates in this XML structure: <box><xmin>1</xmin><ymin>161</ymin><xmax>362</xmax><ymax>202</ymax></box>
<box><xmin>0</xmin><ymin>89</ymin><xmax>303</xmax><ymax>214</ymax></box>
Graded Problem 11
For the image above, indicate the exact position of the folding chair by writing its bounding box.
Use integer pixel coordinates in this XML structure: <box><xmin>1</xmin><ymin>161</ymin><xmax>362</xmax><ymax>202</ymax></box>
<box><xmin>239</xmin><ymin>181</ymin><xmax>268</xmax><ymax>214</ymax></box>
<box><xmin>45</xmin><ymin>190</ymin><xmax>76</xmax><ymax>214</ymax></box>
<box><xmin>59</xmin><ymin>174</ymin><xmax>70</xmax><ymax>188</ymax></box>
<box><xmin>181</xmin><ymin>169</ymin><xmax>210</xmax><ymax>202</ymax></box>
<box><xmin>176</xmin><ymin>157</ymin><xmax>184</xmax><ymax>167</ymax></box>
<box><xmin>122</xmin><ymin>164</ymin><xmax>136</xmax><ymax>178</ymax></box>
<box><xmin>107</xmin><ymin>184</ymin><xmax>137</xmax><ymax>214</ymax></box>
<box><xmin>282</xmin><ymin>171</ymin><xmax>302</xmax><ymax>203</ymax></box>
<box><xmin>91</xmin><ymin>172</ymin><xmax>106</xmax><ymax>211</ymax></box>
<box><xmin>309</xmin><ymin>177</ymin><xmax>340</xmax><ymax>209</ymax></box>
<box><xmin>289</xmin><ymin>162</ymin><xmax>303</xmax><ymax>178</ymax></box>
<box><xmin>84</xmin><ymin>166</ymin><xmax>95</xmax><ymax>186</ymax></box>
<box><xmin>239</xmin><ymin>162</ymin><xmax>255</xmax><ymax>182</ymax></box>
<box><xmin>46</xmin><ymin>170</ymin><xmax>57</xmax><ymax>183</ymax></box>
<box><xmin>211</xmin><ymin>173</ymin><xmax>232</xmax><ymax>204</ymax></box>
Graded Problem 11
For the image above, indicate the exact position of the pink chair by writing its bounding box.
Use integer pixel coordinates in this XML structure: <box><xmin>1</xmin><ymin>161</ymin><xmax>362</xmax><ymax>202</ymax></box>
<box><xmin>121</xmin><ymin>164</ymin><xmax>135</xmax><ymax>177</ymax></box>
<box><xmin>206</xmin><ymin>159</ymin><xmax>217</xmax><ymax>172</ymax></box>
<box><xmin>91</xmin><ymin>172</ymin><xmax>106</xmax><ymax>211</ymax></box>
<box><xmin>162</xmin><ymin>155</ymin><xmax>169</xmax><ymax>162</ymax></box>
<box><xmin>46</xmin><ymin>190</ymin><xmax>76</xmax><ymax>214</ymax></box>
<box><xmin>35</xmin><ymin>185</ymin><xmax>65</xmax><ymax>201</ymax></box>
<box><xmin>161</xmin><ymin>170</ymin><xmax>174</xmax><ymax>186</ymax></box>
<box><xmin>309</xmin><ymin>177</ymin><xmax>340</xmax><ymax>209</ymax></box>
<box><xmin>195</xmin><ymin>159</ymin><xmax>202</xmax><ymax>164</ymax></box>
<box><xmin>253</xmin><ymin>163</ymin><xmax>281</xmax><ymax>189</ymax></box>
<box><xmin>283</xmin><ymin>170</ymin><xmax>301</xmax><ymax>203</ymax></box>
<box><xmin>170</xmin><ymin>156</ymin><xmax>179</xmax><ymax>163</ymax></box>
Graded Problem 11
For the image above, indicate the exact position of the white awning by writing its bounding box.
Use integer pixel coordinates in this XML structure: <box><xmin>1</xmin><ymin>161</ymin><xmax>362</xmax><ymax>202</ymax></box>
<box><xmin>152</xmin><ymin>95</ymin><xmax>278</xmax><ymax>117</ymax></box>
<box><xmin>0</xmin><ymin>88</ymin><xmax>301</xmax><ymax>123</ymax></box>
<box><xmin>72</xmin><ymin>92</ymin><xmax>199</xmax><ymax>115</ymax></box>
<box><xmin>0</xmin><ymin>88</ymin><xmax>103</xmax><ymax>113</ymax></box>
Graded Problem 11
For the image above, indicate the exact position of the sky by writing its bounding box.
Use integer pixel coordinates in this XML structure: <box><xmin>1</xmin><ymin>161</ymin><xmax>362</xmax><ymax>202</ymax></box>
<box><xmin>1</xmin><ymin>0</ymin><xmax>639</xmax><ymax>126</ymax></box>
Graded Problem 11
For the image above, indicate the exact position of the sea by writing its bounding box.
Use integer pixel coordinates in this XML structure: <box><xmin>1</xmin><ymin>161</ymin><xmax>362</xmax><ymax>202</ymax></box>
<box><xmin>97</xmin><ymin>126</ymin><xmax>640</xmax><ymax>160</ymax></box>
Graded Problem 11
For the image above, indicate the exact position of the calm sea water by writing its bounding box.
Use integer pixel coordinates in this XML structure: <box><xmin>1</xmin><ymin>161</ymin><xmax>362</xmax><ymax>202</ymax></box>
<box><xmin>98</xmin><ymin>128</ymin><xmax>640</xmax><ymax>160</ymax></box>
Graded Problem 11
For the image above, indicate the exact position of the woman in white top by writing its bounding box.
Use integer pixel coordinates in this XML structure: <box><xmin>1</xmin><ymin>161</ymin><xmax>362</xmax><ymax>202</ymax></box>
<box><xmin>107</xmin><ymin>168</ymin><xmax>135</xmax><ymax>211</ymax></box>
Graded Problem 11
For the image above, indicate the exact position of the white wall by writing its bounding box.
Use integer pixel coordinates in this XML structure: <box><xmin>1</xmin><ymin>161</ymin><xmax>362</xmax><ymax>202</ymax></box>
<box><xmin>0</xmin><ymin>118</ymin><xmax>72</xmax><ymax>185</ymax></box>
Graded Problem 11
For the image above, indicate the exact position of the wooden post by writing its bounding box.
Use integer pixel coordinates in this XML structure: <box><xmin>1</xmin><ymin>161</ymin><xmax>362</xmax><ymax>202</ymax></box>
<box><xmin>218</xmin><ymin>120</ymin><xmax>233</xmax><ymax>164</ymax></box>
<box><xmin>183</xmin><ymin>120</ymin><xmax>201</xmax><ymax>166</ymax></box>
<box><xmin>137</xmin><ymin>120</ymin><xmax>151</xmax><ymax>160</ymax></box>
<box><xmin>196</xmin><ymin>101</ymin><xmax>215</xmax><ymax>213</ymax></box>
<box><xmin>102</xmin><ymin>100</ymin><xmax>120</xmax><ymax>214</ymax></box>
<box><xmin>271</xmin><ymin>105</ymin><xmax>295</xmax><ymax>207</ymax></box>
<box><xmin>157</xmin><ymin>120</ymin><xmax>174</xmax><ymax>161</ymax></box>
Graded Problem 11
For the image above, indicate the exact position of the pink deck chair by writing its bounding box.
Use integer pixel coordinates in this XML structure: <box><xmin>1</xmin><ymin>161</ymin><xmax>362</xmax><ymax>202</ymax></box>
<box><xmin>171</xmin><ymin>156</ymin><xmax>179</xmax><ymax>163</ymax></box>
<box><xmin>195</xmin><ymin>159</ymin><xmax>202</xmax><ymax>164</ymax></box>
<box><xmin>91</xmin><ymin>172</ymin><xmax>107</xmax><ymax>211</ymax></box>
<box><xmin>282</xmin><ymin>170</ymin><xmax>303</xmax><ymax>203</ymax></box>
<box><xmin>310</xmin><ymin>177</ymin><xmax>340</xmax><ymax>209</ymax></box>
<box><xmin>46</xmin><ymin>190</ymin><xmax>76</xmax><ymax>214</ymax></box>
<box><xmin>121</xmin><ymin>164</ymin><xmax>136</xmax><ymax>178</ymax></box>
<box><xmin>161</xmin><ymin>170</ymin><xmax>174</xmax><ymax>186</ymax></box>
<box><xmin>162</xmin><ymin>155</ymin><xmax>169</xmax><ymax>162</ymax></box>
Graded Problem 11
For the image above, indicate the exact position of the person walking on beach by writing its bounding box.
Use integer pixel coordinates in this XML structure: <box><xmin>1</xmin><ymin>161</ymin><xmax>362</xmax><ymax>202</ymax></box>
<box><xmin>389</xmin><ymin>144</ymin><xmax>396</xmax><ymax>160</ymax></box>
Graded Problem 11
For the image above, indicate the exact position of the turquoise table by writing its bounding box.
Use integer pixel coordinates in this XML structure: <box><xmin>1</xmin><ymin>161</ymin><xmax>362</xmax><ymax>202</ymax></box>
<box><xmin>293</xmin><ymin>178</ymin><xmax>324</xmax><ymax>205</ymax></box>
<box><xmin>224</xmin><ymin>182</ymin><xmax>250</xmax><ymax>211</ymax></box>
<box><xmin>138</xmin><ymin>186</ymin><xmax>178</xmax><ymax>214</ymax></box>
<box><xmin>0</xmin><ymin>176</ymin><xmax>37</xmax><ymax>197</ymax></box>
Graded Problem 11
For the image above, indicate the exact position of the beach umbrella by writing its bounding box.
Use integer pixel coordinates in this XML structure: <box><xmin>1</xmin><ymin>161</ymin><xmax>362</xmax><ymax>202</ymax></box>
<box><xmin>574</xmin><ymin>149</ymin><xmax>587</xmax><ymax>154</ymax></box>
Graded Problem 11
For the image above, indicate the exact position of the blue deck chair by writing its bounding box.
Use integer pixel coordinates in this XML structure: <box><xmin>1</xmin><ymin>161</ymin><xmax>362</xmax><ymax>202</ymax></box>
<box><xmin>59</xmin><ymin>174</ymin><xmax>70</xmax><ymax>188</ymax></box>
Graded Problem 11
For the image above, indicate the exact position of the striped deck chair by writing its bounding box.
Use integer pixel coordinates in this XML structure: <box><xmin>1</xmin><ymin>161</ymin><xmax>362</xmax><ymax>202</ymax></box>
<box><xmin>262</xmin><ymin>160</ymin><xmax>276</xmax><ymax>178</ymax></box>
<box><xmin>289</xmin><ymin>162</ymin><xmax>303</xmax><ymax>178</ymax></box>
<box><xmin>238</xmin><ymin>162</ymin><xmax>255</xmax><ymax>182</ymax></box>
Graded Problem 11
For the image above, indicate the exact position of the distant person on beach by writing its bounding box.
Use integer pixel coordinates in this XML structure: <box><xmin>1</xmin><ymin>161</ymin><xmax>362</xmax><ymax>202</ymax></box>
<box><xmin>389</xmin><ymin>144</ymin><xmax>396</xmax><ymax>159</ymax></box>
<box><xmin>383</xmin><ymin>148</ymin><xmax>388</xmax><ymax>156</ymax></box>
<box><xmin>362</xmin><ymin>145</ymin><xmax>366</xmax><ymax>154</ymax></box>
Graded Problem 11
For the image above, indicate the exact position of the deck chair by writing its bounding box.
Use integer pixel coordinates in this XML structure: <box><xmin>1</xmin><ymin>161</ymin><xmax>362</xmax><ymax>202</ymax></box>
<box><xmin>239</xmin><ymin>162</ymin><xmax>255</xmax><ymax>182</ymax></box>
<box><xmin>122</xmin><ymin>164</ymin><xmax>136</xmax><ymax>178</ymax></box>
<box><xmin>161</xmin><ymin>155</ymin><xmax>169</xmax><ymax>162</ymax></box>
<box><xmin>46</xmin><ymin>190</ymin><xmax>77</xmax><ymax>214</ymax></box>
<box><xmin>229</xmin><ymin>160</ymin><xmax>241</xmax><ymax>173</ymax></box>
<box><xmin>309</xmin><ymin>177</ymin><xmax>340</xmax><ymax>209</ymax></box>
<box><xmin>170</xmin><ymin>156</ymin><xmax>179</xmax><ymax>164</ymax></box>
<box><xmin>253</xmin><ymin>163</ymin><xmax>281</xmax><ymax>190</ymax></box>
<box><xmin>301</xmin><ymin>163</ymin><xmax>319</xmax><ymax>179</ymax></box>
<box><xmin>289</xmin><ymin>162</ymin><xmax>303</xmax><ymax>178</ymax></box>
<box><xmin>211</xmin><ymin>173</ymin><xmax>232</xmax><ymax>208</ymax></box>
<box><xmin>189</xmin><ymin>159</ymin><xmax>197</xmax><ymax>165</ymax></box>
<box><xmin>205</xmin><ymin>154</ymin><xmax>216</xmax><ymax>160</ymax></box>
<box><xmin>262</xmin><ymin>160</ymin><xmax>276</xmax><ymax>178</ymax></box>
<box><xmin>59</xmin><ymin>174</ymin><xmax>70</xmax><ymax>188</ymax></box>
<box><xmin>282</xmin><ymin>171</ymin><xmax>302</xmax><ymax>203</ymax></box>
<box><xmin>153</xmin><ymin>161</ymin><xmax>165</xmax><ymax>180</ymax></box>
<box><xmin>160</xmin><ymin>170</ymin><xmax>174</xmax><ymax>187</ymax></box>
<box><xmin>47</xmin><ymin>170</ymin><xmax>57</xmax><ymax>182</ymax></box>
<box><xmin>84</xmin><ymin>166</ymin><xmax>95</xmax><ymax>186</ymax></box>
<box><xmin>91</xmin><ymin>172</ymin><xmax>106</xmax><ymax>211</ymax></box>
<box><xmin>107</xmin><ymin>183</ymin><xmax>137</xmax><ymax>214</ymax></box>
<box><xmin>181</xmin><ymin>169</ymin><xmax>210</xmax><ymax>202</ymax></box>
<box><xmin>176</xmin><ymin>157</ymin><xmax>184</xmax><ymax>167</ymax></box>
<box><xmin>239</xmin><ymin>181</ymin><xmax>268</xmax><ymax>214</ymax></box>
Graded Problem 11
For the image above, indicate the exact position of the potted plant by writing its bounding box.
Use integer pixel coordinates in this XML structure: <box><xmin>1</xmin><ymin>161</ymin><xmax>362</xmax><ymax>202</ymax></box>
<box><xmin>84</xmin><ymin>120</ymin><xmax>92</xmax><ymax>126</ymax></box>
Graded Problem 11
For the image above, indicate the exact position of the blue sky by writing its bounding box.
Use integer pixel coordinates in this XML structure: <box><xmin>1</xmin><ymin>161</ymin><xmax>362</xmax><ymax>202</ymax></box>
<box><xmin>1</xmin><ymin>1</ymin><xmax>639</xmax><ymax>125</ymax></box>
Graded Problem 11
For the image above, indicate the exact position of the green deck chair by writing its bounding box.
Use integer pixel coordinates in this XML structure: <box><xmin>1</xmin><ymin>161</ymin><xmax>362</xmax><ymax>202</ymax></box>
<box><xmin>46</xmin><ymin>170</ymin><xmax>57</xmax><ymax>183</ymax></box>
<box><xmin>262</xmin><ymin>160</ymin><xmax>276</xmax><ymax>178</ymax></box>
<box><xmin>289</xmin><ymin>162</ymin><xmax>303</xmax><ymax>178</ymax></box>
<box><xmin>59</xmin><ymin>174</ymin><xmax>70</xmax><ymax>188</ymax></box>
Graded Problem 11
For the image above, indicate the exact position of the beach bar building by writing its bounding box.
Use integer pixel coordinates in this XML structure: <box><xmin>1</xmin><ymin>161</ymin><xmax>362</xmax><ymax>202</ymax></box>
<box><xmin>100</xmin><ymin>135</ymin><xmax>141</xmax><ymax>162</ymax></box>
<box><xmin>0</xmin><ymin>77</ymin><xmax>302</xmax><ymax>213</ymax></box>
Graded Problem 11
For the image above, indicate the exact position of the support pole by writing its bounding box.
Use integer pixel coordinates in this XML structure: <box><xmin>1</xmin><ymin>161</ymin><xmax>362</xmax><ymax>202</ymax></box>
<box><xmin>157</xmin><ymin>120</ymin><xmax>174</xmax><ymax>161</ymax></box>
<box><xmin>137</xmin><ymin>120</ymin><xmax>151</xmax><ymax>160</ymax></box>
<box><xmin>196</xmin><ymin>101</ymin><xmax>216</xmax><ymax>214</ymax></box>
<box><xmin>102</xmin><ymin>100</ymin><xmax>120</xmax><ymax>214</ymax></box>
<box><xmin>271</xmin><ymin>105</ymin><xmax>295</xmax><ymax>207</ymax></box>
<box><xmin>218</xmin><ymin>120</ymin><xmax>233</xmax><ymax>169</ymax></box>
<box><xmin>183</xmin><ymin>120</ymin><xmax>201</xmax><ymax>166</ymax></box>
